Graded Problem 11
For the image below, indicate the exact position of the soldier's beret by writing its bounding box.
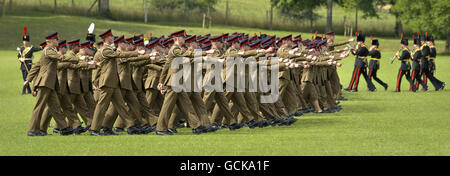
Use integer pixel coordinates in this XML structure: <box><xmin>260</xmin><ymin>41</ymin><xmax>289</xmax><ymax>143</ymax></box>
<box><xmin>133</xmin><ymin>39</ymin><xmax>144</xmax><ymax>47</ymax></box>
<box><xmin>80</xmin><ymin>41</ymin><xmax>91</xmax><ymax>48</ymax></box>
<box><xmin>201</xmin><ymin>44</ymin><xmax>211</xmax><ymax>50</ymax></box>
<box><xmin>210</xmin><ymin>35</ymin><xmax>222</xmax><ymax>42</ymax></box>
<box><xmin>57</xmin><ymin>40</ymin><xmax>67</xmax><ymax>48</ymax></box>
<box><xmin>99</xmin><ymin>29</ymin><xmax>113</xmax><ymax>39</ymax></box>
<box><xmin>249</xmin><ymin>40</ymin><xmax>261</xmax><ymax>49</ymax></box>
<box><xmin>45</xmin><ymin>32</ymin><xmax>58</xmax><ymax>40</ymax></box>
<box><xmin>68</xmin><ymin>39</ymin><xmax>80</xmax><ymax>46</ymax></box>
<box><xmin>185</xmin><ymin>35</ymin><xmax>197</xmax><ymax>44</ymax></box>
<box><xmin>261</xmin><ymin>41</ymin><xmax>274</xmax><ymax>49</ymax></box>
<box><xmin>114</xmin><ymin>35</ymin><xmax>125</xmax><ymax>44</ymax></box>
<box><xmin>146</xmin><ymin>39</ymin><xmax>160</xmax><ymax>49</ymax></box>
<box><xmin>226</xmin><ymin>35</ymin><xmax>239</xmax><ymax>44</ymax></box>
<box><xmin>239</xmin><ymin>38</ymin><xmax>249</xmax><ymax>47</ymax></box>
<box><xmin>169</xmin><ymin>30</ymin><xmax>186</xmax><ymax>38</ymax></box>
<box><xmin>281</xmin><ymin>34</ymin><xmax>292</xmax><ymax>41</ymax></box>
<box><xmin>96</xmin><ymin>41</ymin><xmax>104</xmax><ymax>47</ymax></box>
<box><xmin>40</xmin><ymin>41</ymin><xmax>47</xmax><ymax>48</ymax></box>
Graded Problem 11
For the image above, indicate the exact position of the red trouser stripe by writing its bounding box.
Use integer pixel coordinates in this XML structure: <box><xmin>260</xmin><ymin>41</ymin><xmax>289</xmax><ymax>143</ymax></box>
<box><xmin>349</xmin><ymin>67</ymin><xmax>357</xmax><ymax>89</ymax></box>
<box><xmin>410</xmin><ymin>70</ymin><xmax>415</xmax><ymax>91</ymax></box>
<box><xmin>397</xmin><ymin>70</ymin><xmax>402</xmax><ymax>92</ymax></box>
<box><xmin>354</xmin><ymin>67</ymin><xmax>361</xmax><ymax>91</ymax></box>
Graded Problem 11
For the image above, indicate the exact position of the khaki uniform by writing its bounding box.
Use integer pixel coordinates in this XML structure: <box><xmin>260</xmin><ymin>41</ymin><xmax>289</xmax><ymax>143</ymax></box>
<box><xmin>156</xmin><ymin>44</ymin><xmax>201</xmax><ymax>131</ymax></box>
<box><xmin>90</xmin><ymin>45</ymin><xmax>140</xmax><ymax>132</ymax></box>
<box><xmin>28</xmin><ymin>46</ymin><xmax>78</xmax><ymax>133</ymax></box>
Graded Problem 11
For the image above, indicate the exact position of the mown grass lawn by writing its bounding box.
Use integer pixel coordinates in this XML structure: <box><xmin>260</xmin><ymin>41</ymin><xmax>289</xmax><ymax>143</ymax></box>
<box><xmin>0</xmin><ymin>15</ymin><xmax>449</xmax><ymax>156</ymax></box>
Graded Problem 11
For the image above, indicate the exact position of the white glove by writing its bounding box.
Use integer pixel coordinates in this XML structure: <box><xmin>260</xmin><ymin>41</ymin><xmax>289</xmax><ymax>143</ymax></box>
<box><xmin>19</xmin><ymin>58</ymin><xmax>25</xmax><ymax>62</ymax></box>
<box><xmin>206</xmin><ymin>49</ymin><xmax>215</xmax><ymax>54</ymax></box>
<box><xmin>138</xmin><ymin>50</ymin><xmax>146</xmax><ymax>55</ymax></box>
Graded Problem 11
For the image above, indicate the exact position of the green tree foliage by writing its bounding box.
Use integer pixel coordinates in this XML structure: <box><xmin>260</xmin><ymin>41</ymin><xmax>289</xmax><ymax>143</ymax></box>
<box><xmin>393</xmin><ymin>0</ymin><xmax>450</xmax><ymax>52</ymax></box>
<box><xmin>272</xmin><ymin>0</ymin><xmax>326</xmax><ymax>32</ymax></box>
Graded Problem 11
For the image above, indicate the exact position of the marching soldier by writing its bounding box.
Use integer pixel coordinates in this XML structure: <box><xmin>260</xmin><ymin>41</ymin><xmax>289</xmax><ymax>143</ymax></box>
<box><xmin>18</xmin><ymin>26</ymin><xmax>41</xmax><ymax>95</ymax></box>
<box><xmin>89</xmin><ymin>29</ymin><xmax>145</xmax><ymax>136</ymax></box>
<box><xmin>25</xmin><ymin>32</ymin><xmax>79</xmax><ymax>136</ymax></box>
<box><xmin>420</xmin><ymin>34</ymin><xmax>445</xmax><ymax>91</ymax></box>
<box><xmin>345</xmin><ymin>32</ymin><xmax>376</xmax><ymax>92</ymax></box>
<box><xmin>325</xmin><ymin>31</ymin><xmax>354</xmax><ymax>100</ymax></box>
<box><xmin>410</xmin><ymin>36</ymin><xmax>427</xmax><ymax>91</ymax></box>
<box><xmin>393</xmin><ymin>37</ymin><xmax>416</xmax><ymax>92</ymax></box>
<box><xmin>156</xmin><ymin>30</ymin><xmax>207</xmax><ymax>135</ymax></box>
<box><xmin>367</xmin><ymin>38</ymin><xmax>388</xmax><ymax>90</ymax></box>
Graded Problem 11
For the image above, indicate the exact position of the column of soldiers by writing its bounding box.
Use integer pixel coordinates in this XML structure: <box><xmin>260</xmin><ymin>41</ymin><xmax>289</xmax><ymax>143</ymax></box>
<box><xmin>23</xmin><ymin>27</ymin><xmax>376</xmax><ymax>136</ymax></box>
<box><xmin>390</xmin><ymin>32</ymin><xmax>445</xmax><ymax>92</ymax></box>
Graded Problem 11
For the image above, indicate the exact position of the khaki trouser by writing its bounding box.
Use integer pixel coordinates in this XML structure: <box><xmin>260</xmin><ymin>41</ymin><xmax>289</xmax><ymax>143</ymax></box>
<box><xmin>211</xmin><ymin>91</ymin><xmax>252</xmax><ymax>125</ymax></box>
<box><xmin>203</xmin><ymin>90</ymin><xmax>235</xmax><ymax>125</ymax></box>
<box><xmin>329</xmin><ymin>68</ymin><xmax>342</xmax><ymax>99</ymax></box>
<box><xmin>91</xmin><ymin>87</ymin><xmax>136</xmax><ymax>131</ymax></box>
<box><xmin>41</xmin><ymin>91</ymin><xmax>83</xmax><ymax>130</ymax></box>
<box><xmin>83</xmin><ymin>91</ymin><xmax>96</xmax><ymax>125</ymax></box>
<box><xmin>156</xmin><ymin>87</ymin><xmax>200</xmax><ymax>131</ymax></box>
<box><xmin>145</xmin><ymin>88</ymin><xmax>164</xmax><ymax>116</ymax></box>
<box><xmin>70</xmin><ymin>93</ymin><xmax>93</xmax><ymax>126</ymax></box>
<box><xmin>29</xmin><ymin>87</ymin><xmax>68</xmax><ymax>133</ymax></box>
<box><xmin>102</xmin><ymin>89</ymin><xmax>142</xmax><ymax>129</ymax></box>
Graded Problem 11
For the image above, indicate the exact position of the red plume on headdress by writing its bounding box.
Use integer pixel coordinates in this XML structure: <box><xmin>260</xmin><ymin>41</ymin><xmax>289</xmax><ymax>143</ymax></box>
<box><xmin>133</xmin><ymin>32</ymin><xmax>136</xmax><ymax>36</ymax></box>
<box><xmin>358</xmin><ymin>29</ymin><xmax>361</xmax><ymax>34</ymax></box>
<box><xmin>417</xmin><ymin>32</ymin><xmax>420</xmax><ymax>37</ymax></box>
<box><xmin>370</xmin><ymin>35</ymin><xmax>373</xmax><ymax>40</ymax></box>
<box><xmin>355</xmin><ymin>32</ymin><xmax>358</xmax><ymax>37</ymax></box>
<box><xmin>150</xmin><ymin>32</ymin><xmax>152</xmax><ymax>38</ymax></box>
<box><xmin>259</xmin><ymin>31</ymin><xmax>261</xmax><ymax>36</ymax></box>
<box><xmin>401</xmin><ymin>33</ymin><xmax>404</xmax><ymax>39</ymax></box>
<box><xmin>425</xmin><ymin>32</ymin><xmax>428</xmax><ymax>37</ymax></box>
<box><xmin>254</xmin><ymin>33</ymin><xmax>257</xmax><ymax>36</ymax></box>
<box><xmin>321</xmin><ymin>34</ymin><xmax>324</xmax><ymax>38</ymax></box>
<box><xmin>146</xmin><ymin>34</ymin><xmax>149</xmax><ymax>39</ymax></box>
<box><xmin>23</xmin><ymin>26</ymin><xmax>27</xmax><ymax>36</ymax></box>
<box><xmin>413</xmin><ymin>35</ymin><xmax>415</xmax><ymax>40</ymax></box>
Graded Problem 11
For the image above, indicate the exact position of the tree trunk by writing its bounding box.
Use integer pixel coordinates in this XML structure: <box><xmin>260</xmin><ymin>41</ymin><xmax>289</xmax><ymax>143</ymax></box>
<box><xmin>270</xmin><ymin>4</ymin><xmax>273</xmax><ymax>30</ymax></box>
<box><xmin>355</xmin><ymin>7</ymin><xmax>358</xmax><ymax>32</ymax></box>
<box><xmin>53</xmin><ymin>0</ymin><xmax>57</xmax><ymax>14</ymax></box>
<box><xmin>8</xmin><ymin>0</ymin><xmax>11</xmax><ymax>9</ymax></box>
<box><xmin>446</xmin><ymin>35</ymin><xmax>450</xmax><ymax>54</ymax></box>
<box><xmin>98</xmin><ymin>0</ymin><xmax>110</xmax><ymax>18</ymax></box>
<box><xmin>326</xmin><ymin>0</ymin><xmax>333</xmax><ymax>32</ymax></box>
<box><xmin>184</xmin><ymin>0</ymin><xmax>187</xmax><ymax>23</ymax></box>
<box><xmin>2</xmin><ymin>0</ymin><xmax>8</xmax><ymax>17</ymax></box>
<box><xmin>72</xmin><ymin>0</ymin><xmax>74</xmax><ymax>8</ymax></box>
<box><xmin>144</xmin><ymin>0</ymin><xmax>148</xmax><ymax>23</ymax></box>
<box><xmin>309</xmin><ymin>9</ymin><xmax>313</xmax><ymax>33</ymax></box>
<box><xmin>225</xmin><ymin>0</ymin><xmax>229</xmax><ymax>25</ymax></box>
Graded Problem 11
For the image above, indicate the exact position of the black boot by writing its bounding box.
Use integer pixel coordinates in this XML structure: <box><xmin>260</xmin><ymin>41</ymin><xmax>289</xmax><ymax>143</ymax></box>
<box><xmin>89</xmin><ymin>130</ymin><xmax>104</xmax><ymax>136</ymax></box>
<box><xmin>127</xmin><ymin>125</ymin><xmax>142</xmax><ymax>135</ymax></box>
<box><xmin>102</xmin><ymin>128</ymin><xmax>118</xmax><ymax>135</ymax></box>
<box><xmin>60</xmin><ymin>127</ymin><xmax>74</xmax><ymax>136</ymax></box>
<box><xmin>168</xmin><ymin>128</ymin><xmax>178</xmax><ymax>134</ymax></box>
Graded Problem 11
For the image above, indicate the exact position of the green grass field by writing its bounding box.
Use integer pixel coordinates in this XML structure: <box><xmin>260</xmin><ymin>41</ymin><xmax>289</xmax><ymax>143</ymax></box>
<box><xmin>0</xmin><ymin>14</ymin><xmax>449</xmax><ymax>156</ymax></box>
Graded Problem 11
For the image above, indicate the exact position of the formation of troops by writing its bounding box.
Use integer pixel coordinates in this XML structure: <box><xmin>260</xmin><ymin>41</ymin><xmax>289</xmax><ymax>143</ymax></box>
<box><xmin>18</xmin><ymin>25</ymin><xmax>444</xmax><ymax>136</ymax></box>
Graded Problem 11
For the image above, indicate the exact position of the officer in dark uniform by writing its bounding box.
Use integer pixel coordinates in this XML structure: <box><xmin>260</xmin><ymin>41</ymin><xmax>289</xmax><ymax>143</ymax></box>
<box><xmin>420</xmin><ymin>34</ymin><xmax>445</xmax><ymax>91</ymax></box>
<box><xmin>345</xmin><ymin>32</ymin><xmax>376</xmax><ymax>92</ymax></box>
<box><xmin>411</xmin><ymin>36</ymin><xmax>427</xmax><ymax>91</ymax></box>
<box><xmin>393</xmin><ymin>37</ymin><xmax>416</xmax><ymax>92</ymax></box>
<box><xmin>368</xmin><ymin>38</ymin><xmax>388</xmax><ymax>90</ymax></box>
<box><xmin>18</xmin><ymin>26</ymin><xmax>42</xmax><ymax>94</ymax></box>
